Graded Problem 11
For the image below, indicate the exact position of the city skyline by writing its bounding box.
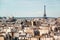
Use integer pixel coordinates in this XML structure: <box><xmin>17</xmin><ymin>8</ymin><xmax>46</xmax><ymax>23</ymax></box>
<box><xmin>0</xmin><ymin>0</ymin><xmax>60</xmax><ymax>17</ymax></box>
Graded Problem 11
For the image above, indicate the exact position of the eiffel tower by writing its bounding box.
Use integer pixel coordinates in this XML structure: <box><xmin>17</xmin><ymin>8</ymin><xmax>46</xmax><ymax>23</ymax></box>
<box><xmin>44</xmin><ymin>5</ymin><xmax>47</xmax><ymax>19</ymax></box>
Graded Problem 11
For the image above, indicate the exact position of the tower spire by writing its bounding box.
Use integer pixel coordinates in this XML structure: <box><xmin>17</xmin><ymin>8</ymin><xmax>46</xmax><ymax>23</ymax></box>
<box><xmin>44</xmin><ymin>5</ymin><xmax>47</xmax><ymax>19</ymax></box>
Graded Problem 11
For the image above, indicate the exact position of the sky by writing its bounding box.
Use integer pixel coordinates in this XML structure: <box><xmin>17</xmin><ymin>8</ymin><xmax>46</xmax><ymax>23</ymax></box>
<box><xmin>0</xmin><ymin>0</ymin><xmax>60</xmax><ymax>17</ymax></box>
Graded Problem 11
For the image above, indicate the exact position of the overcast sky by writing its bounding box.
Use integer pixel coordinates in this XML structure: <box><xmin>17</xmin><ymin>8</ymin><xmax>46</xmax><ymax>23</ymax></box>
<box><xmin>0</xmin><ymin>0</ymin><xmax>60</xmax><ymax>17</ymax></box>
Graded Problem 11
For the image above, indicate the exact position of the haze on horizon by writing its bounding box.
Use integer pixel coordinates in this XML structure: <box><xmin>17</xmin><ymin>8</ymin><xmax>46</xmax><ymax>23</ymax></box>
<box><xmin>0</xmin><ymin>0</ymin><xmax>60</xmax><ymax>17</ymax></box>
